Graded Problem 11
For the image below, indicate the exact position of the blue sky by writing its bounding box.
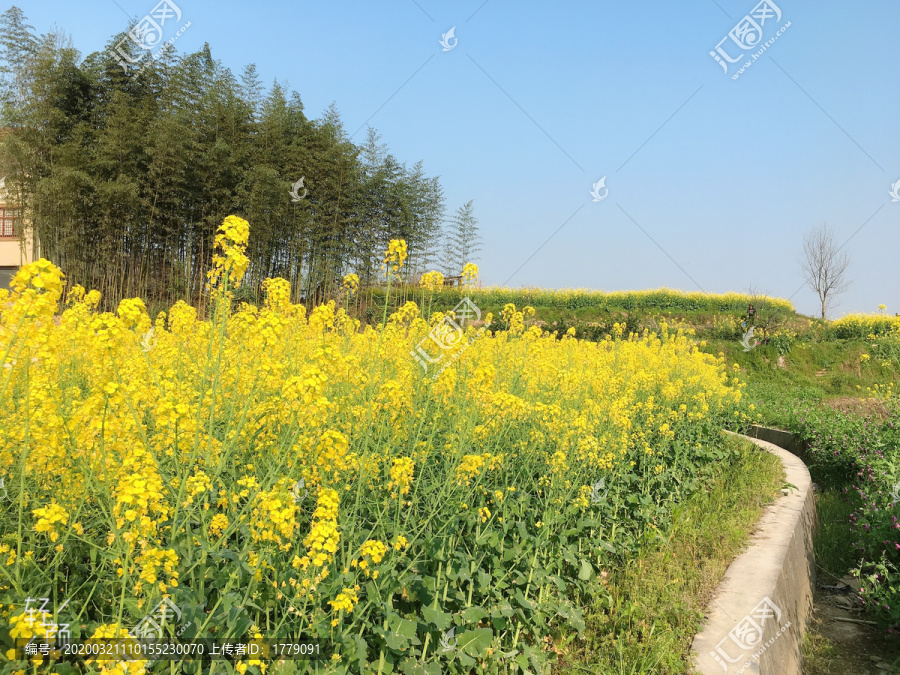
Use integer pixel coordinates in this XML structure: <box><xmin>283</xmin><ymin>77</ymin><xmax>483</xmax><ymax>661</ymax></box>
<box><xmin>17</xmin><ymin>0</ymin><xmax>900</xmax><ymax>317</ymax></box>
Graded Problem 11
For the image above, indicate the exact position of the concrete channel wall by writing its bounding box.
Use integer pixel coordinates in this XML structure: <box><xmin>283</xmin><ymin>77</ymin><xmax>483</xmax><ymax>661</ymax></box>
<box><xmin>691</xmin><ymin>429</ymin><xmax>817</xmax><ymax>675</ymax></box>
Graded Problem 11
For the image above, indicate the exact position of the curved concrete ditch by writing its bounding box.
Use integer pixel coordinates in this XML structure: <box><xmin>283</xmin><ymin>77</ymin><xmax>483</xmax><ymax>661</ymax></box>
<box><xmin>691</xmin><ymin>429</ymin><xmax>816</xmax><ymax>675</ymax></box>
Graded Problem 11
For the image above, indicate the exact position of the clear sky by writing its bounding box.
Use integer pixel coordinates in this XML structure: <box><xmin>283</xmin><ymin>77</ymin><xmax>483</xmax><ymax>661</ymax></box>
<box><xmin>14</xmin><ymin>0</ymin><xmax>900</xmax><ymax>318</ymax></box>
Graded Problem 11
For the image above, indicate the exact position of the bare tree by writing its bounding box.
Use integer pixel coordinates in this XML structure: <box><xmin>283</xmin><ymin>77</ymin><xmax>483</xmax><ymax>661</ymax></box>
<box><xmin>800</xmin><ymin>224</ymin><xmax>851</xmax><ymax>319</ymax></box>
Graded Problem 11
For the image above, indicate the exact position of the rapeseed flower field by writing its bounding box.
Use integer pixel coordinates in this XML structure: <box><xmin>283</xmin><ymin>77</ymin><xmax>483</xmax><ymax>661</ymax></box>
<box><xmin>0</xmin><ymin>217</ymin><xmax>756</xmax><ymax>673</ymax></box>
<box><xmin>402</xmin><ymin>285</ymin><xmax>795</xmax><ymax>315</ymax></box>
<box><xmin>828</xmin><ymin>311</ymin><xmax>900</xmax><ymax>339</ymax></box>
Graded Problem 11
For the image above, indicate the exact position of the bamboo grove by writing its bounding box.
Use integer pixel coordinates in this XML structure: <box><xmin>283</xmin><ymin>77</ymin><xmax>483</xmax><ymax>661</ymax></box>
<box><xmin>0</xmin><ymin>7</ymin><xmax>450</xmax><ymax>312</ymax></box>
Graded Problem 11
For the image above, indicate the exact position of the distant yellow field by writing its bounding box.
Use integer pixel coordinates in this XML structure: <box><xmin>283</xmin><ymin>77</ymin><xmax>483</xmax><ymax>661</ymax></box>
<box><xmin>829</xmin><ymin>312</ymin><xmax>900</xmax><ymax>338</ymax></box>
<box><xmin>403</xmin><ymin>284</ymin><xmax>795</xmax><ymax>314</ymax></box>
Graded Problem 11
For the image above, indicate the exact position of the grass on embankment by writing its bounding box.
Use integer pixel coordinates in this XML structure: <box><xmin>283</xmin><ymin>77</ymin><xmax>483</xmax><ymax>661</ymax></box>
<box><xmin>812</xmin><ymin>490</ymin><xmax>857</xmax><ymax>580</ymax></box>
<box><xmin>558</xmin><ymin>434</ymin><xmax>785</xmax><ymax>675</ymax></box>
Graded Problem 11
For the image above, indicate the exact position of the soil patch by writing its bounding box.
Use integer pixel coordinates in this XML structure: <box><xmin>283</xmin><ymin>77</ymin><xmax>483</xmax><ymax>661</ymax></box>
<box><xmin>823</xmin><ymin>397</ymin><xmax>890</xmax><ymax>421</ymax></box>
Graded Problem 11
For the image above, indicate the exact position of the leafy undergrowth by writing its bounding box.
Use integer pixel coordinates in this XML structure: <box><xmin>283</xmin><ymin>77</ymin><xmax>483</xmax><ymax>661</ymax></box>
<box><xmin>558</xmin><ymin>435</ymin><xmax>784</xmax><ymax>674</ymax></box>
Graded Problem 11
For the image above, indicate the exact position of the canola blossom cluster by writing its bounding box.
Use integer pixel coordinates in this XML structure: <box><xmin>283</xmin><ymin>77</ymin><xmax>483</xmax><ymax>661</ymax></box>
<box><xmin>0</xmin><ymin>218</ymin><xmax>755</xmax><ymax>673</ymax></box>
<box><xmin>418</xmin><ymin>271</ymin><xmax>444</xmax><ymax>292</ymax></box>
<box><xmin>829</xmin><ymin>311</ymin><xmax>900</xmax><ymax>339</ymax></box>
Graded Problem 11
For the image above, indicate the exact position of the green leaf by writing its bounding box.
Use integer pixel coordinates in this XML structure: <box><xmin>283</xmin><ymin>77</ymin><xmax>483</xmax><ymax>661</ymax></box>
<box><xmin>353</xmin><ymin>635</ymin><xmax>369</xmax><ymax>663</ymax></box>
<box><xmin>226</xmin><ymin>605</ymin><xmax>252</xmax><ymax>635</ymax></box>
<box><xmin>384</xmin><ymin>630</ymin><xmax>409</xmax><ymax>651</ymax></box>
<box><xmin>398</xmin><ymin>658</ymin><xmax>418</xmax><ymax>675</ymax></box>
<box><xmin>516</xmin><ymin>521</ymin><xmax>529</xmax><ymax>539</ymax></box>
<box><xmin>578</xmin><ymin>559</ymin><xmax>593</xmax><ymax>581</ymax></box>
<box><xmin>515</xmin><ymin>652</ymin><xmax>534</xmax><ymax>672</ymax></box>
<box><xmin>548</xmin><ymin>575</ymin><xmax>567</xmax><ymax>592</ymax></box>
<box><xmin>522</xmin><ymin>644</ymin><xmax>546</xmax><ymax>672</ymax></box>
<box><xmin>268</xmin><ymin>658</ymin><xmax>299</xmax><ymax>675</ymax></box>
<box><xmin>460</xmin><ymin>606</ymin><xmax>487</xmax><ymax>624</ymax></box>
<box><xmin>422</xmin><ymin>606</ymin><xmax>452</xmax><ymax>630</ymax></box>
<box><xmin>212</xmin><ymin>548</ymin><xmax>240</xmax><ymax>562</ymax></box>
<box><xmin>123</xmin><ymin>597</ymin><xmax>143</xmax><ymax>620</ymax></box>
<box><xmin>456</xmin><ymin>627</ymin><xmax>492</xmax><ymax>657</ymax></box>
<box><xmin>220</xmin><ymin>591</ymin><xmax>238</xmax><ymax>615</ymax></box>
<box><xmin>399</xmin><ymin>658</ymin><xmax>441</xmax><ymax>675</ymax></box>
<box><xmin>391</xmin><ymin>617</ymin><xmax>418</xmax><ymax>640</ymax></box>
<box><xmin>365</xmin><ymin>580</ymin><xmax>380</xmax><ymax>601</ymax></box>
<box><xmin>569</xmin><ymin>611</ymin><xmax>586</xmax><ymax>633</ymax></box>
<box><xmin>456</xmin><ymin>651</ymin><xmax>477</xmax><ymax>668</ymax></box>
<box><xmin>515</xmin><ymin>590</ymin><xmax>536</xmax><ymax>611</ymax></box>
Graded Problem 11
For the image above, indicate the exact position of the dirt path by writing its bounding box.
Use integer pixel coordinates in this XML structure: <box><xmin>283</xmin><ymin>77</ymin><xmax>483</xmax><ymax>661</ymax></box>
<box><xmin>805</xmin><ymin>576</ymin><xmax>900</xmax><ymax>674</ymax></box>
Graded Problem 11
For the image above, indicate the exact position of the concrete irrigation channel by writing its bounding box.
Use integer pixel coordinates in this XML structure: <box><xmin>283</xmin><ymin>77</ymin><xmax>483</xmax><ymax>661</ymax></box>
<box><xmin>691</xmin><ymin>428</ymin><xmax>816</xmax><ymax>675</ymax></box>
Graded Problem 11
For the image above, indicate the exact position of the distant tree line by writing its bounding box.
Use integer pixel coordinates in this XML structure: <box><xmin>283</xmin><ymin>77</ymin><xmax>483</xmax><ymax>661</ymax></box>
<box><xmin>0</xmin><ymin>7</ymin><xmax>481</xmax><ymax>310</ymax></box>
